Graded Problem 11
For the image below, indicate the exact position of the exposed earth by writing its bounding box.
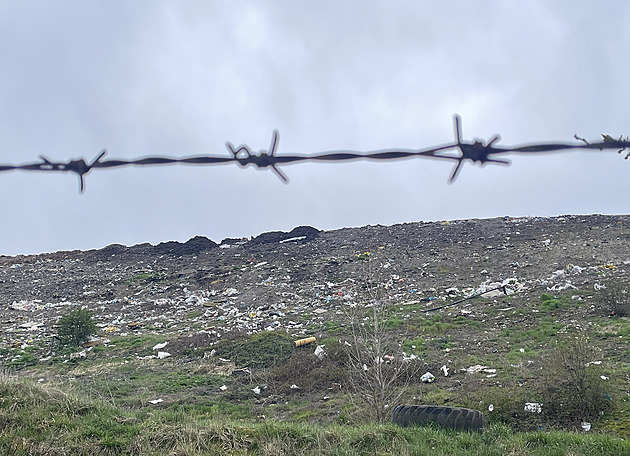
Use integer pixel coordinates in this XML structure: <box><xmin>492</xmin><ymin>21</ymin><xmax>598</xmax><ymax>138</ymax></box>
<box><xmin>1</xmin><ymin>214</ymin><xmax>629</xmax><ymax>431</ymax></box>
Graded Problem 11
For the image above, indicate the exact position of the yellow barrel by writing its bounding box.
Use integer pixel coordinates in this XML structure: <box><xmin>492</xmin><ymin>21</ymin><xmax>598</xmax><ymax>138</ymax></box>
<box><xmin>294</xmin><ymin>336</ymin><xmax>316</xmax><ymax>347</ymax></box>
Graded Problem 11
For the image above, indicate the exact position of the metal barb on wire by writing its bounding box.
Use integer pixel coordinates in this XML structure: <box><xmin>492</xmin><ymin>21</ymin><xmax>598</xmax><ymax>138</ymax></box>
<box><xmin>0</xmin><ymin>114</ymin><xmax>627</xmax><ymax>193</ymax></box>
<box><xmin>445</xmin><ymin>114</ymin><xmax>507</xmax><ymax>183</ymax></box>
<box><xmin>226</xmin><ymin>129</ymin><xmax>287</xmax><ymax>182</ymax></box>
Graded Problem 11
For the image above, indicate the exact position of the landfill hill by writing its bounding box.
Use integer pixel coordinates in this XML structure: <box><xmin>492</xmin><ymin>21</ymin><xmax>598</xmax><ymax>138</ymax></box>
<box><xmin>1</xmin><ymin>214</ymin><xmax>629</xmax><ymax>432</ymax></box>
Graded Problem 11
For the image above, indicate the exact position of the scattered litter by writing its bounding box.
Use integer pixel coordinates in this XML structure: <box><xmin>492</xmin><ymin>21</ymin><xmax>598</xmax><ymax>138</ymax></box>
<box><xmin>466</xmin><ymin>364</ymin><xmax>489</xmax><ymax>374</ymax></box>
<box><xmin>219</xmin><ymin>385</ymin><xmax>227</xmax><ymax>391</ymax></box>
<box><xmin>488</xmin><ymin>404</ymin><xmax>494</xmax><ymax>412</ymax></box>
<box><xmin>19</xmin><ymin>321</ymin><xmax>44</xmax><ymax>330</ymax></box>
<box><xmin>420</xmin><ymin>372</ymin><xmax>435</xmax><ymax>383</ymax></box>
<box><xmin>601</xmin><ymin>375</ymin><xmax>609</xmax><ymax>380</ymax></box>
<box><xmin>70</xmin><ymin>350</ymin><xmax>87</xmax><ymax>360</ymax></box>
<box><xmin>156</xmin><ymin>351</ymin><xmax>171</xmax><ymax>359</ymax></box>
<box><xmin>252</xmin><ymin>386</ymin><xmax>261</xmax><ymax>395</ymax></box>
<box><xmin>279</xmin><ymin>236</ymin><xmax>306</xmax><ymax>244</ymax></box>
<box><xmin>440</xmin><ymin>365</ymin><xmax>449</xmax><ymax>376</ymax></box>
<box><xmin>149</xmin><ymin>398</ymin><xmax>163</xmax><ymax>405</ymax></box>
<box><xmin>524</xmin><ymin>402</ymin><xmax>542</xmax><ymax>413</ymax></box>
<box><xmin>581</xmin><ymin>421</ymin><xmax>592</xmax><ymax>432</ymax></box>
<box><xmin>290</xmin><ymin>384</ymin><xmax>300</xmax><ymax>389</ymax></box>
<box><xmin>152</xmin><ymin>342</ymin><xmax>168</xmax><ymax>351</ymax></box>
<box><xmin>314</xmin><ymin>345</ymin><xmax>326</xmax><ymax>359</ymax></box>
<box><xmin>547</xmin><ymin>280</ymin><xmax>577</xmax><ymax>291</ymax></box>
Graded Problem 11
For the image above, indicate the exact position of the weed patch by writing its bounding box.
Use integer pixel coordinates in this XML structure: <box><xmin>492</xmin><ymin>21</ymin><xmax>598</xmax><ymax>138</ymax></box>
<box><xmin>213</xmin><ymin>331</ymin><xmax>295</xmax><ymax>369</ymax></box>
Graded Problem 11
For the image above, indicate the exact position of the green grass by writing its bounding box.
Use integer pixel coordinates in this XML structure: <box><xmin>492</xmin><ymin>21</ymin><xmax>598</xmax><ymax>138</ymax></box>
<box><xmin>501</xmin><ymin>317</ymin><xmax>567</xmax><ymax>346</ymax></box>
<box><xmin>1</xmin><ymin>374</ymin><xmax>629</xmax><ymax>455</ymax></box>
<box><xmin>125</xmin><ymin>271</ymin><xmax>165</xmax><ymax>285</ymax></box>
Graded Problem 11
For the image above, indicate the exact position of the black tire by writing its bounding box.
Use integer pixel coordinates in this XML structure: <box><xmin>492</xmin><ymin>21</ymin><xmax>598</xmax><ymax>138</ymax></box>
<box><xmin>391</xmin><ymin>405</ymin><xmax>486</xmax><ymax>432</ymax></box>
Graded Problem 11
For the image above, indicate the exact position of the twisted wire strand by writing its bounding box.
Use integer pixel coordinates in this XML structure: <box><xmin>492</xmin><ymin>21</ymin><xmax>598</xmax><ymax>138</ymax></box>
<box><xmin>0</xmin><ymin>114</ymin><xmax>627</xmax><ymax>192</ymax></box>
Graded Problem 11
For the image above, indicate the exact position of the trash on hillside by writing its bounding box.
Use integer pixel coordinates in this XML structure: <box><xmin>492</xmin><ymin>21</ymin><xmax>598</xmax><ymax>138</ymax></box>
<box><xmin>149</xmin><ymin>398</ymin><xmax>163</xmax><ymax>405</ymax></box>
<box><xmin>488</xmin><ymin>404</ymin><xmax>494</xmax><ymax>412</ymax></box>
<box><xmin>290</xmin><ymin>384</ymin><xmax>300</xmax><ymax>389</ymax></box>
<box><xmin>295</xmin><ymin>337</ymin><xmax>316</xmax><ymax>347</ymax></box>
<box><xmin>440</xmin><ymin>365</ymin><xmax>449</xmax><ymax>376</ymax></box>
<box><xmin>524</xmin><ymin>402</ymin><xmax>542</xmax><ymax>413</ymax></box>
<box><xmin>19</xmin><ymin>321</ymin><xmax>44</xmax><ymax>330</ymax></box>
<box><xmin>252</xmin><ymin>386</ymin><xmax>261</xmax><ymax>394</ymax></box>
<box><xmin>70</xmin><ymin>350</ymin><xmax>87</xmax><ymax>360</ymax></box>
<box><xmin>219</xmin><ymin>385</ymin><xmax>228</xmax><ymax>391</ymax></box>
<box><xmin>152</xmin><ymin>342</ymin><xmax>168</xmax><ymax>351</ymax></box>
<box><xmin>581</xmin><ymin>421</ymin><xmax>591</xmax><ymax>432</ymax></box>
<box><xmin>314</xmin><ymin>345</ymin><xmax>326</xmax><ymax>359</ymax></box>
<box><xmin>420</xmin><ymin>372</ymin><xmax>435</xmax><ymax>383</ymax></box>
<box><xmin>466</xmin><ymin>364</ymin><xmax>489</xmax><ymax>374</ymax></box>
<box><xmin>156</xmin><ymin>351</ymin><xmax>171</xmax><ymax>359</ymax></box>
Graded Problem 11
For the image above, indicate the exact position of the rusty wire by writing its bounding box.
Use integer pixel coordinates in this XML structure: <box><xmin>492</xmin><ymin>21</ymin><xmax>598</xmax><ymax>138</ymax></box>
<box><xmin>0</xmin><ymin>114</ymin><xmax>627</xmax><ymax>192</ymax></box>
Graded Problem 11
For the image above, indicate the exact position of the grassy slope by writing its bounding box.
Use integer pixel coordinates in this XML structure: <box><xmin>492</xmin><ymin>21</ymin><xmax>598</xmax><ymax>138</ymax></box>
<box><xmin>1</xmin><ymin>374</ymin><xmax>629</xmax><ymax>456</ymax></box>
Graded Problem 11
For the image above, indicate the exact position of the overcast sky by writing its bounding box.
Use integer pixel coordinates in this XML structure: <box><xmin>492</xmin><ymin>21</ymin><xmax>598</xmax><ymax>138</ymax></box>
<box><xmin>0</xmin><ymin>1</ymin><xmax>628</xmax><ymax>256</ymax></box>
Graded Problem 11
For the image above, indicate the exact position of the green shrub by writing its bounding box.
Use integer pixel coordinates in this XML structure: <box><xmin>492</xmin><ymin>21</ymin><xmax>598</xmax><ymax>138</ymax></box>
<box><xmin>213</xmin><ymin>331</ymin><xmax>294</xmax><ymax>369</ymax></box>
<box><xmin>598</xmin><ymin>281</ymin><xmax>630</xmax><ymax>317</ymax></box>
<box><xmin>540</xmin><ymin>337</ymin><xmax>613</xmax><ymax>427</ymax></box>
<box><xmin>56</xmin><ymin>308</ymin><xmax>97</xmax><ymax>347</ymax></box>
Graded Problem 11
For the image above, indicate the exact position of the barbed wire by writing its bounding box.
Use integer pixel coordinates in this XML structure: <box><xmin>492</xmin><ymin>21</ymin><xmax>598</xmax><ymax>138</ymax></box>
<box><xmin>1</xmin><ymin>114</ymin><xmax>627</xmax><ymax>193</ymax></box>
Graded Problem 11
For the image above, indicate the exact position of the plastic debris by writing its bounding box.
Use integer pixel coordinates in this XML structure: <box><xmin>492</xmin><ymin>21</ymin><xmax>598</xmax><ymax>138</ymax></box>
<box><xmin>157</xmin><ymin>351</ymin><xmax>171</xmax><ymax>359</ymax></box>
<box><xmin>219</xmin><ymin>385</ymin><xmax>227</xmax><ymax>391</ymax></box>
<box><xmin>152</xmin><ymin>342</ymin><xmax>168</xmax><ymax>351</ymax></box>
<box><xmin>19</xmin><ymin>321</ymin><xmax>44</xmax><ymax>330</ymax></box>
<box><xmin>314</xmin><ymin>345</ymin><xmax>326</xmax><ymax>359</ymax></box>
<box><xmin>420</xmin><ymin>372</ymin><xmax>435</xmax><ymax>383</ymax></box>
<box><xmin>466</xmin><ymin>364</ymin><xmax>488</xmax><ymax>374</ymax></box>
<box><xmin>524</xmin><ymin>402</ymin><xmax>542</xmax><ymax>413</ymax></box>
<box><xmin>149</xmin><ymin>398</ymin><xmax>163</xmax><ymax>405</ymax></box>
<box><xmin>440</xmin><ymin>365</ymin><xmax>449</xmax><ymax>376</ymax></box>
<box><xmin>488</xmin><ymin>404</ymin><xmax>494</xmax><ymax>412</ymax></box>
<box><xmin>290</xmin><ymin>384</ymin><xmax>300</xmax><ymax>389</ymax></box>
<box><xmin>581</xmin><ymin>421</ymin><xmax>592</xmax><ymax>432</ymax></box>
<box><xmin>252</xmin><ymin>386</ymin><xmax>261</xmax><ymax>394</ymax></box>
